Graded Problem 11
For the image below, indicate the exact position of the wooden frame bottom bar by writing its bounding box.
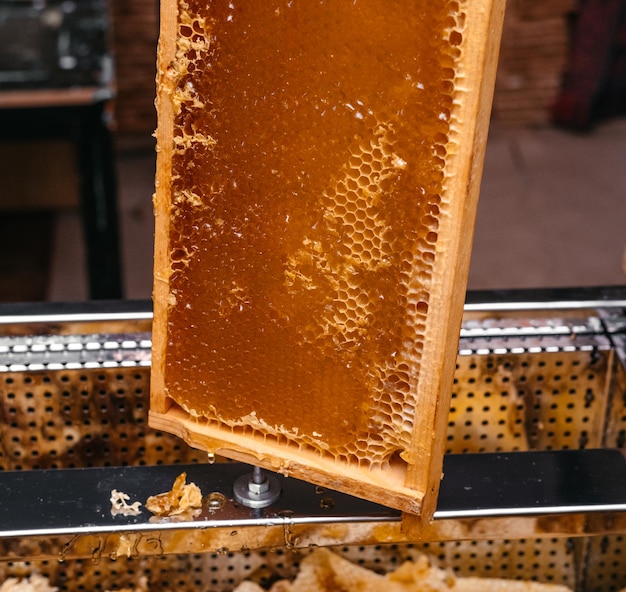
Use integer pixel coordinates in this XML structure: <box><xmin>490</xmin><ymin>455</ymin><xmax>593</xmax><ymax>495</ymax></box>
<box><xmin>149</xmin><ymin>404</ymin><xmax>424</xmax><ymax>515</ymax></box>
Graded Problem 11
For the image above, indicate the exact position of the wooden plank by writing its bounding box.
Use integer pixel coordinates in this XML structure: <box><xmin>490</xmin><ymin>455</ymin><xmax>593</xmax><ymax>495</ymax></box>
<box><xmin>403</xmin><ymin>0</ymin><xmax>506</xmax><ymax>531</ymax></box>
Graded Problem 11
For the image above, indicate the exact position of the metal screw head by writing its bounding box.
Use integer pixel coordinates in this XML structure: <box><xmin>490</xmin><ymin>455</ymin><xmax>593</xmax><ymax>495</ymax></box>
<box><xmin>233</xmin><ymin>468</ymin><xmax>281</xmax><ymax>509</ymax></box>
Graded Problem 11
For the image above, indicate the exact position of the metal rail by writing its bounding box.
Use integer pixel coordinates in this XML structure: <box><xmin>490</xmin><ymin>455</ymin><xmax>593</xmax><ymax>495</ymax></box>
<box><xmin>1</xmin><ymin>450</ymin><xmax>626</xmax><ymax>560</ymax></box>
<box><xmin>0</xmin><ymin>285</ymin><xmax>623</xmax><ymax>324</ymax></box>
<box><xmin>2</xmin><ymin>449</ymin><xmax>626</xmax><ymax>538</ymax></box>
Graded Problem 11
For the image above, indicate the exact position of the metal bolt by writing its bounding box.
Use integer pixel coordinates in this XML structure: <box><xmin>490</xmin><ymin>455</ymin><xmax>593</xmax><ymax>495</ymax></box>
<box><xmin>247</xmin><ymin>476</ymin><xmax>270</xmax><ymax>495</ymax></box>
<box><xmin>252</xmin><ymin>466</ymin><xmax>264</xmax><ymax>484</ymax></box>
<box><xmin>233</xmin><ymin>466</ymin><xmax>281</xmax><ymax>509</ymax></box>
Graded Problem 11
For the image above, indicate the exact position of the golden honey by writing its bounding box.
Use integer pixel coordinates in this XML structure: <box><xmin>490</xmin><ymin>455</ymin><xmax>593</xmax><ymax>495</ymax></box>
<box><xmin>160</xmin><ymin>0</ymin><xmax>464</xmax><ymax>468</ymax></box>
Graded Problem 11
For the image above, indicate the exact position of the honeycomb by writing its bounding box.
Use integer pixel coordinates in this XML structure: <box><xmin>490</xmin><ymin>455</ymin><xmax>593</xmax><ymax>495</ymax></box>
<box><xmin>158</xmin><ymin>1</ymin><xmax>466</xmax><ymax>469</ymax></box>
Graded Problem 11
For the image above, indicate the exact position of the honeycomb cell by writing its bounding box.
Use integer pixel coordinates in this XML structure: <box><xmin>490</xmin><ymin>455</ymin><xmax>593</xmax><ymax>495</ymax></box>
<box><xmin>159</xmin><ymin>0</ymin><xmax>468</xmax><ymax>468</ymax></box>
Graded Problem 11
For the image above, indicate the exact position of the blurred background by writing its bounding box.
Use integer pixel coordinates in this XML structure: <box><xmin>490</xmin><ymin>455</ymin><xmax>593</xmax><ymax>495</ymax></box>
<box><xmin>0</xmin><ymin>0</ymin><xmax>624</xmax><ymax>303</ymax></box>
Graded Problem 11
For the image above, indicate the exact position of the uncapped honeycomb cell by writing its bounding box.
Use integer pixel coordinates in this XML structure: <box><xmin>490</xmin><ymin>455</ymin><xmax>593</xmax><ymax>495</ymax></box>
<box><xmin>161</xmin><ymin>1</ymin><xmax>466</xmax><ymax>469</ymax></box>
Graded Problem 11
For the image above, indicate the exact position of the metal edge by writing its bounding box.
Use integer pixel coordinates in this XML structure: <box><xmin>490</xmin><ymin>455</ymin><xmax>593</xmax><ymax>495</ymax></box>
<box><xmin>1</xmin><ymin>450</ymin><xmax>626</xmax><ymax>540</ymax></box>
<box><xmin>0</xmin><ymin>287</ymin><xmax>623</xmax><ymax>325</ymax></box>
<box><xmin>464</xmin><ymin>286</ymin><xmax>626</xmax><ymax>312</ymax></box>
<box><xmin>0</xmin><ymin>300</ymin><xmax>153</xmax><ymax>325</ymax></box>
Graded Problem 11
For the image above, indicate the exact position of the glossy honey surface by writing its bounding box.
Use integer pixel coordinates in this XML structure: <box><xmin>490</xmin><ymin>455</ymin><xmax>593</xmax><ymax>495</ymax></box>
<box><xmin>163</xmin><ymin>0</ymin><xmax>463</xmax><ymax>467</ymax></box>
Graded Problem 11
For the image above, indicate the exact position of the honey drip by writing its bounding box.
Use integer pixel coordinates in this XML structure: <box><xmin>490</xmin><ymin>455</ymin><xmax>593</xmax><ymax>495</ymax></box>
<box><xmin>163</xmin><ymin>0</ymin><xmax>465</xmax><ymax>468</ymax></box>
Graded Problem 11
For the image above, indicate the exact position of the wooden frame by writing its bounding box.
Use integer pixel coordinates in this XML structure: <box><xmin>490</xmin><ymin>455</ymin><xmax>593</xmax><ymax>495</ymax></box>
<box><xmin>150</xmin><ymin>0</ymin><xmax>505</xmax><ymax>525</ymax></box>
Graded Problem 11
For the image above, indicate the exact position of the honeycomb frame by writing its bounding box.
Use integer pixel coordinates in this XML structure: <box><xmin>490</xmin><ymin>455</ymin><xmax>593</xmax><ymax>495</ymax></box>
<box><xmin>151</xmin><ymin>0</ymin><xmax>506</xmax><ymax>522</ymax></box>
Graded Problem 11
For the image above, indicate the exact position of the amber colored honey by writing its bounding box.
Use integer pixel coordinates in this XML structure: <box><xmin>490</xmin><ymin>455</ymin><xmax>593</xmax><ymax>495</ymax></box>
<box><xmin>163</xmin><ymin>0</ymin><xmax>463</xmax><ymax>467</ymax></box>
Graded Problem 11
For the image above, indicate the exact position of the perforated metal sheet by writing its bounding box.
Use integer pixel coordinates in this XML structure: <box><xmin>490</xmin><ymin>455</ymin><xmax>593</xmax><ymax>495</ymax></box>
<box><xmin>0</xmin><ymin>367</ymin><xmax>207</xmax><ymax>470</ymax></box>
<box><xmin>449</xmin><ymin>346</ymin><xmax>611</xmax><ymax>454</ymax></box>
<box><xmin>0</xmin><ymin>540</ymin><xmax>583</xmax><ymax>591</ymax></box>
<box><xmin>0</xmin><ymin>303</ymin><xmax>624</xmax><ymax>590</ymax></box>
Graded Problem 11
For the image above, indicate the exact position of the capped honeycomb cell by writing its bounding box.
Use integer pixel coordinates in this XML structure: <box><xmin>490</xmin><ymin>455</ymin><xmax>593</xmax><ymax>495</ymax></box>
<box><xmin>151</xmin><ymin>0</ymin><xmax>505</xmax><ymax>520</ymax></box>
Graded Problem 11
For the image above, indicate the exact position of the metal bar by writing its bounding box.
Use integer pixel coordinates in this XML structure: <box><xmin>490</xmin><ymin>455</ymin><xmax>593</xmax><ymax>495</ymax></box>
<box><xmin>0</xmin><ymin>331</ymin><xmax>614</xmax><ymax>372</ymax></box>
<box><xmin>0</xmin><ymin>300</ymin><xmax>153</xmax><ymax>325</ymax></box>
<box><xmin>464</xmin><ymin>286</ymin><xmax>626</xmax><ymax>312</ymax></box>
<box><xmin>1</xmin><ymin>450</ymin><xmax>625</xmax><ymax>542</ymax></box>
<box><xmin>0</xmin><ymin>462</ymin><xmax>396</xmax><ymax>540</ymax></box>
<box><xmin>0</xmin><ymin>331</ymin><xmax>152</xmax><ymax>371</ymax></box>
<box><xmin>437</xmin><ymin>449</ymin><xmax>626</xmax><ymax>518</ymax></box>
<box><xmin>0</xmin><ymin>285</ymin><xmax>624</xmax><ymax>325</ymax></box>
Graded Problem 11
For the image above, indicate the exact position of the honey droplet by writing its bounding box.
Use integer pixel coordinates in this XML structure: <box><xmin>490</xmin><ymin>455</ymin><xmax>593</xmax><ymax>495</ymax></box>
<box><xmin>320</xmin><ymin>497</ymin><xmax>335</xmax><ymax>510</ymax></box>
